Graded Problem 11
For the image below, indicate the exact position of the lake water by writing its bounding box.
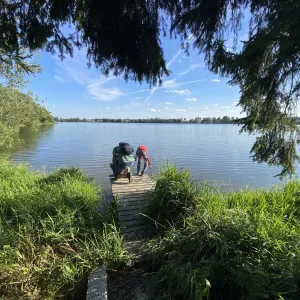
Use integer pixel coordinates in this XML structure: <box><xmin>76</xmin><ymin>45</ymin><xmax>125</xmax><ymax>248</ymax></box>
<box><xmin>11</xmin><ymin>123</ymin><xmax>297</xmax><ymax>192</ymax></box>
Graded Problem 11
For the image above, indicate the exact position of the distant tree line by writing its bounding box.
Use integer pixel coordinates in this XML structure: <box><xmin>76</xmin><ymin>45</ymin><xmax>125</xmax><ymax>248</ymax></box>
<box><xmin>54</xmin><ymin>116</ymin><xmax>238</xmax><ymax>124</ymax></box>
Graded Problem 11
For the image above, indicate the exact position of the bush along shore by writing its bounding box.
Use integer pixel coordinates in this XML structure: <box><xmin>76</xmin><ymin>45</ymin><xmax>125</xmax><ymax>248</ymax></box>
<box><xmin>146</xmin><ymin>164</ymin><xmax>300</xmax><ymax>300</ymax></box>
<box><xmin>0</xmin><ymin>163</ymin><xmax>127</xmax><ymax>299</ymax></box>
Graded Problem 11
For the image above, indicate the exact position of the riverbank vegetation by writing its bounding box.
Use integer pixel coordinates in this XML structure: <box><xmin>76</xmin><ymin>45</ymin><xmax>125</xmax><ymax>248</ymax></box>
<box><xmin>0</xmin><ymin>163</ymin><xmax>127</xmax><ymax>299</ymax></box>
<box><xmin>146</xmin><ymin>165</ymin><xmax>300</xmax><ymax>299</ymax></box>
<box><xmin>0</xmin><ymin>84</ymin><xmax>54</xmax><ymax>152</ymax></box>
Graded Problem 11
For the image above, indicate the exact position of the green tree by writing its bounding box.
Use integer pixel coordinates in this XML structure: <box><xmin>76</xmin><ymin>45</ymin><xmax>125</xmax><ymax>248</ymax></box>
<box><xmin>1</xmin><ymin>0</ymin><xmax>299</xmax><ymax>175</ymax></box>
<box><xmin>0</xmin><ymin>48</ymin><xmax>42</xmax><ymax>88</ymax></box>
<box><xmin>0</xmin><ymin>85</ymin><xmax>54</xmax><ymax>151</ymax></box>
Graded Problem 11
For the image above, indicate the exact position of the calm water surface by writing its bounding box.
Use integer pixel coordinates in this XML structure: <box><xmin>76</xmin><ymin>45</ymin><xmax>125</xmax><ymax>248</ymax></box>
<box><xmin>11</xmin><ymin>123</ymin><xmax>297</xmax><ymax>192</ymax></box>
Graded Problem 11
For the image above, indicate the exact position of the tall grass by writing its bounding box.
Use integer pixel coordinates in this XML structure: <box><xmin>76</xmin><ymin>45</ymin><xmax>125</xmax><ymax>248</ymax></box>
<box><xmin>148</xmin><ymin>164</ymin><xmax>200</xmax><ymax>227</ymax></box>
<box><xmin>147</xmin><ymin>165</ymin><xmax>300</xmax><ymax>300</ymax></box>
<box><xmin>0</xmin><ymin>163</ymin><xmax>127</xmax><ymax>299</ymax></box>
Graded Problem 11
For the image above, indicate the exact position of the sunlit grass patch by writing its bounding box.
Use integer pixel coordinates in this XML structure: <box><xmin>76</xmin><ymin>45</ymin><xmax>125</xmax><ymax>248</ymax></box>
<box><xmin>0</xmin><ymin>163</ymin><xmax>127</xmax><ymax>299</ymax></box>
<box><xmin>147</xmin><ymin>165</ymin><xmax>300</xmax><ymax>300</ymax></box>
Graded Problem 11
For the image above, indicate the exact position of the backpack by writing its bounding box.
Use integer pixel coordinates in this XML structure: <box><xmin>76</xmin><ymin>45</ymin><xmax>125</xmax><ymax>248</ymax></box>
<box><xmin>120</xmin><ymin>143</ymin><xmax>133</xmax><ymax>155</ymax></box>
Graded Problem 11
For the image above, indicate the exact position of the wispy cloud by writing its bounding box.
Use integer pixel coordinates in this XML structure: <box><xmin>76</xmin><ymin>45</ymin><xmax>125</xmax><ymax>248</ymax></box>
<box><xmin>147</xmin><ymin>108</ymin><xmax>156</xmax><ymax>112</ymax></box>
<box><xmin>232</xmin><ymin>101</ymin><xmax>239</xmax><ymax>106</ymax></box>
<box><xmin>185</xmin><ymin>97</ymin><xmax>197</xmax><ymax>102</ymax></box>
<box><xmin>131</xmin><ymin>79</ymin><xmax>205</xmax><ymax>94</ymax></box>
<box><xmin>212</xmin><ymin>79</ymin><xmax>220</xmax><ymax>83</ymax></box>
<box><xmin>87</xmin><ymin>82</ymin><xmax>124</xmax><ymax>101</ymax></box>
<box><xmin>165</xmin><ymin>107</ymin><xmax>172</xmax><ymax>111</ymax></box>
<box><xmin>163</xmin><ymin>79</ymin><xmax>177</xmax><ymax>88</ymax></box>
<box><xmin>166</xmin><ymin>49</ymin><xmax>183</xmax><ymax>68</ymax></box>
<box><xmin>204</xmin><ymin>106</ymin><xmax>209</xmax><ymax>110</ymax></box>
<box><xmin>164</xmin><ymin>101</ymin><xmax>173</xmax><ymax>104</ymax></box>
<box><xmin>221</xmin><ymin>106</ymin><xmax>231</xmax><ymax>109</ymax></box>
<box><xmin>143</xmin><ymin>49</ymin><xmax>183</xmax><ymax>104</ymax></box>
<box><xmin>166</xmin><ymin>89</ymin><xmax>191</xmax><ymax>95</ymax></box>
<box><xmin>52</xmin><ymin>105</ymin><xmax>56</xmax><ymax>108</ymax></box>
<box><xmin>176</xmin><ymin>109</ymin><xmax>186</xmax><ymax>112</ymax></box>
<box><xmin>178</xmin><ymin>64</ymin><xmax>201</xmax><ymax>76</ymax></box>
<box><xmin>54</xmin><ymin>50</ymin><xmax>124</xmax><ymax>101</ymax></box>
<box><xmin>106</xmin><ymin>107</ymin><xmax>110</xmax><ymax>110</ymax></box>
<box><xmin>54</xmin><ymin>75</ymin><xmax>66</xmax><ymax>83</ymax></box>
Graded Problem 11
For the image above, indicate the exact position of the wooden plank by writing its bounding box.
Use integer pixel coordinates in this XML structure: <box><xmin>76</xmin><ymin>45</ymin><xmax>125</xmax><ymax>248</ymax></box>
<box><xmin>112</xmin><ymin>186</ymin><xmax>154</xmax><ymax>192</ymax></box>
<box><xmin>119</xmin><ymin>219</ymin><xmax>145</xmax><ymax>228</ymax></box>
<box><xmin>112</xmin><ymin>189</ymin><xmax>153</xmax><ymax>198</ymax></box>
<box><xmin>119</xmin><ymin>214</ymin><xmax>142</xmax><ymax>222</ymax></box>
<box><xmin>111</xmin><ymin>178</ymin><xmax>152</xmax><ymax>182</ymax></box>
<box><xmin>120</xmin><ymin>224</ymin><xmax>151</xmax><ymax>234</ymax></box>
<box><xmin>113</xmin><ymin>190</ymin><xmax>152</xmax><ymax>196</ymax></box>
<box><xmin>118</xmin><ymin>204</ymin><xmax>147</xmax><ymax>211</ymax></box>
<box><xmin>118</xmin><ymin>194</ymin><xmax>147</xmax><ymax>199</ymax></box>
<box><xmin>118</xmin><ymin>200</ymin><xmax>146</xmax><ymax>206</ymax></box>
<box><xmin>112</xmin><ymin>186</ymin><xmax>154</xmax><ymax>191</ymax></box>
<box><xmin>113</xmin><ymin>189</ymin><xmax>153</xmax><ymax>195</ymax></box>
<box><xmin>112</xmin><ymin>182</ymin><xmax>154</xmax><ymax>187</ymax></box>
<box><xmin>122</xmin><ymin>229</ymin><xmax>155</xmax><ymax>240</ymax></box>
<box><xmin>118</xmin><ymin>200</ymin><xmax>147</xmax><ymax>206</ymax></box>
<box><xmin>118</xmin><ymin>209</ymin><xmax>141</xmax><ymax>216</ymax></box>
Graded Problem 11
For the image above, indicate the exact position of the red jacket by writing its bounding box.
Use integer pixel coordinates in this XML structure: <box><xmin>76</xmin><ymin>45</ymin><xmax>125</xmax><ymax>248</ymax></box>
<box><xmin>136</xmin><ymin>145</ymin><xmax>152</xmax><ymax>166</ymax></box>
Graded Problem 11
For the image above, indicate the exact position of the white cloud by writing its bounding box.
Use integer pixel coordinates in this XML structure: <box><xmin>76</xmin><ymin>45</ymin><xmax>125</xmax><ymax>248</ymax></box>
<box><xmin>158</xmin><ymin>109</ymin><xmax>161</xmax><ymax>112</ymax></box>
<box><xmin>185</xmin><ymin>97</ymin><xmax>197</xmax><ymax>102</ymax></box>
<box><xmin>87</xmin><ymin>82</ymin><xmax>125</xmax><ymax>101</ymax></box>
<box><xmin>52</xmin><ymin>105</ymin><xmax>56</xmax><ymax>108</ymax></box>
<box><xmin>178</xmin><ymin>64</ymin><xmax>201</xmax><ymax>76</ymax></box>
<box><xmin>131</xmin><ymin>79</ymin><xmax>205</xmax><ymax>94</ymax></box>
<box><xmin>176</xmin><ymin>109</ymin><xmax>186</xmax><ymax>112</ymax></box>
<box><xmin>54</xmin><ymin>75</ymin><xmax>65</xmax><ymax>83</ymax></box>
<box><xmin>124</xmin><ymin>104</ymin><xmax>130</xmax><ymax>108</ymax></box>
<box><xmin>164</xmin><ymin>102</ymin><xmax>173</xmax><ymax>104</ymax></box>
<box><xmin>163</xmin><ymin>79</ymin><xmax>177</xmax><ymax>88</ymax></box>
<box><xmin>232</xmin><ymin>101</ymin><xmax>239</xmax><ymax>106</ymax></box>
<box><xmin>147</xmin><ymin>108</ymin><xmax>156</xmax><ymax>112</ymax></box>
<box><xmin>221</xmin><ymin>106</ymin><xmax>231</xmax><ymax>109</ymax></box>
<box><xmin>178</xmin><ymin>59</ymin><xmax>183</xmax><ymax>64</ymax></box>
<box><xmin>106</xmin><ymin>107</ymin><xmax>110</xmax><ymax>110</ymax></box>
<box><xmin>204</xmin><ymin>106</ymin><xmax>209</xmax><ymax>110</ymax></box>
<box><xmin>212</xmin><ymin>79</ymin><xmax>220</xmax><ymax>83</ymax></box>
<box><xmin>165</xmin><ymin>107</ymin><xmax>173</xmax><ymax>111</ymax></box>
<box><xmin>166</xmin><ymin>89</ymin><xmax>191</xmax><ymax>95</ymax></box>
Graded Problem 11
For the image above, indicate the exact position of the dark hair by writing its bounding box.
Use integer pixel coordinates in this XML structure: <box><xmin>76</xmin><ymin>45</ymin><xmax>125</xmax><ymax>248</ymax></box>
<box><xmin>119</xmin><ymin>142</ymin><xmax>124</xmax><ymax>145</ymax></box>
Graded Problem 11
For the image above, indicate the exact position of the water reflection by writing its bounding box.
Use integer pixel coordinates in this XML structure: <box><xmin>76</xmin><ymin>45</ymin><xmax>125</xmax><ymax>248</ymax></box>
<box><xmin>11</xmin><ymin>123</ymin><xmax>296</xmax><ymax>192</ymax></box>
<box><xmin>11</xmin><ymin>125</ymin><xmax>55</xmax><ymax>155</ymax></box>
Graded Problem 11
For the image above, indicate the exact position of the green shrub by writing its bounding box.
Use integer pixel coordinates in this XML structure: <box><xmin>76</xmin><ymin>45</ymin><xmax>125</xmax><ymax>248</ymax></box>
<box><xmin>0</xmin><ymin>163</ymin><xmax>127</xmax><ymax>299</ymax></box>
<box><xmin>147</xmin><ymin>166</ymin><xmax>300</xmax><ymax>300</ymax></box>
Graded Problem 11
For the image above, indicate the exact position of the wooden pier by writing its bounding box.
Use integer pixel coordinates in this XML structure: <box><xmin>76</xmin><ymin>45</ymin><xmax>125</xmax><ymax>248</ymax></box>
<box><xmin>110</xmin><ymin>174</ymin><xmax>155</xmax><ymax>261</ymax></box>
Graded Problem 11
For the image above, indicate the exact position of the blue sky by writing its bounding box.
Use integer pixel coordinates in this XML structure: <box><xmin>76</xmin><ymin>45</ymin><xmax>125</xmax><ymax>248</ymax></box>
<box><xmin>27</xmin><ymin>33</ymin><xmax>247</xmax><ymax>119</ymax></box>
